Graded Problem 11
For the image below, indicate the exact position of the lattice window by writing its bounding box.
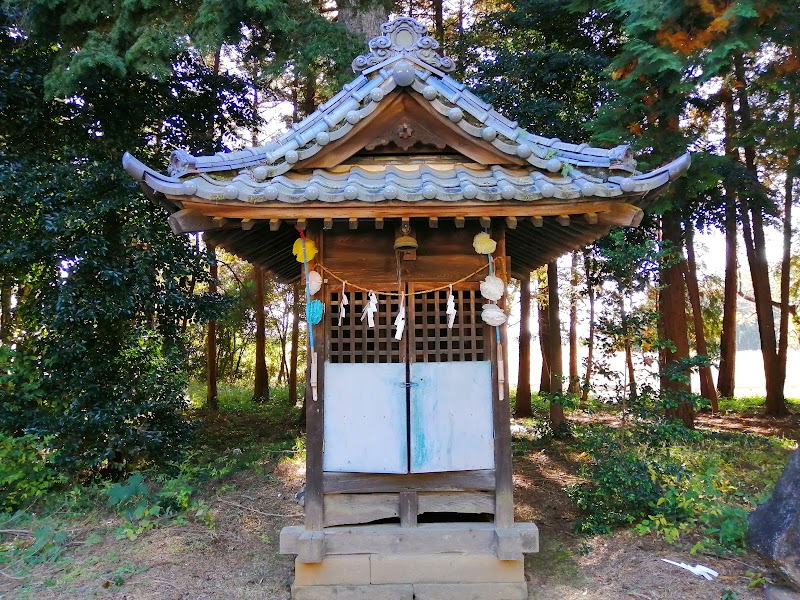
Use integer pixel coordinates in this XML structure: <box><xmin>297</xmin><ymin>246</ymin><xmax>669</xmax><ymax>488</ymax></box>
<box><xmin>327</xmin><ymin>285</ymin><xmax>487</xmax><ymax>364</ymax></box>
<box><xmin>410</xmin><ymin>285</ymin><xmax>486</xmax><ymax>363</ymax></box>
<box><xmin>328</xmin><ymin>289</ymin><xmax>404</xmax><ymax>364</ymax></box>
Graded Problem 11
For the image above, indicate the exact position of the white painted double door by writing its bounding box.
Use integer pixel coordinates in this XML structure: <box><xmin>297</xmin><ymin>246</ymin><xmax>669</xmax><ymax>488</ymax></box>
<box><xmin>322</xmin><ymin>360</ymin><xmax>495</xmax><ymax>474</ymax></box>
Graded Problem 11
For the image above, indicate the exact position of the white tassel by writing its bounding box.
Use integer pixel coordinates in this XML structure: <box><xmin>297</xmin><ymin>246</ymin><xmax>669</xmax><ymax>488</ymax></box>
<box><xmin>446</xmin><ymin>285</ymin><xmax>457</xmax><ymax>329</ymax></box>
<box><xmin>394</xmin><ymin>298</ymin><xmax>406</xmax><ymax>341</ymax></box>
<box><xmin>338</xmin><ymin>282</ymin><xmax>349</xmax><ymax>326</ymax></box>
<box><xmin>361</xmin><ymin>292</ymin><xmax>378</xmax><ymax>328</ymax></box>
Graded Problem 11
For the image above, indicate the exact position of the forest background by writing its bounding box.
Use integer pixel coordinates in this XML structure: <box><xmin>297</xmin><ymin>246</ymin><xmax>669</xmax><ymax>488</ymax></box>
<box><xmin>1</xmin><ymin>0</ymin><xmax>800</xmax><ymax>597</ymax></box>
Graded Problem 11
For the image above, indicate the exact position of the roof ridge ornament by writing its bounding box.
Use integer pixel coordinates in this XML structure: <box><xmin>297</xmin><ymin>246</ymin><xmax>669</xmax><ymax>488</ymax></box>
<box><xmin>352</xmin><ymin>17</ymin><xmax>455</xmax><ymax>74</ymax></box>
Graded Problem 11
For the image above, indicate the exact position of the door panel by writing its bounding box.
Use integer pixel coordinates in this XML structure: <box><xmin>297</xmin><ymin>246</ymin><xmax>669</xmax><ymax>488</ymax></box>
<box><xmin>409</xmin><ymin>361</ymin><xmax>495</xmax><ymax>473</ymax></box>
<box><xmin>323</xmin><ymin>362</ymin><xmax>408</xmax><ymax>473</ymax></box>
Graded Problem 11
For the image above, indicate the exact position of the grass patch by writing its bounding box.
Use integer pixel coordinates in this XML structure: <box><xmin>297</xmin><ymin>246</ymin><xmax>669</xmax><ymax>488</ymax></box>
<box><xmin>566</xmin><ymin>419</ymin><xmax>796</xmax><ymax>553</ymax></box>
<box><xmin>718</xmin><ymin>396</ymin><xmax>800</xmax><ymax>413</ymax></box>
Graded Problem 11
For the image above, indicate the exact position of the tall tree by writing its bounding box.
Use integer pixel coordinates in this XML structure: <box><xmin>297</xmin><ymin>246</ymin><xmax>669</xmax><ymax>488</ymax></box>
<box><xmin>207</xmin><ymin>244</ymin><xmax>219</xmax><ymax>411</ymax></box>
<box><xmin>515</xmin><ymin>275</ymin><xmax>533</xmax><ymax>418</ymax></box>
<box><xmin>547</xmin><ymin>261</ymin><xmax>566</xmax><ymax>432</ymax></box>
<box><xmin>567</xmin><ymin>252</ymin><xmax>581</xmax><ymax>394</ymax></box>
<box><xmin>683</xmin><ymin>222</ymin><xmax>718</xmax><ymax>411</ymax></box>
<box><xmin>253</xmin><ymin>265</ymin><xmax>269</xmax><ymax>402</ymax></box>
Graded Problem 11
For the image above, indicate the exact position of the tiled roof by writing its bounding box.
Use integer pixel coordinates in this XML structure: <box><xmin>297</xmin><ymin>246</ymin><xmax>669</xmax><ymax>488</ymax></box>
<box><xmin>135</xmin><ymin>16</ymin><xmax>688</xmax><ymax>188</ymax></box>
<box><xmin>123</xmin><ymin>154</ymin><xmax>690</xmax><ymax>205</ymax></box>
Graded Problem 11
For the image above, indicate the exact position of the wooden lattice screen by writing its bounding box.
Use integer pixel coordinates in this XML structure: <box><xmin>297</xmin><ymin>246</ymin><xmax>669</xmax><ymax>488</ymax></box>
<box><xmin>327</xmin><ymin>284</ymin><xmax>486</xmax><ymax>364</ymax></box>
<box><xmin>327</xmin><ymin>288</ymin><xmax>404</xmax><ymax>364</ymax></box>
<box><xmin>409</xmin><ymin>284</ymin><xmax>486</xmax><ymax>364</ymax></box>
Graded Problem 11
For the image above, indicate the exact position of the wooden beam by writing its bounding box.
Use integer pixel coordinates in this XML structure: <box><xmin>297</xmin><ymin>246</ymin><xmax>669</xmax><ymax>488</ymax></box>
<box><xmin>349</xmin><ymin>217</ymin><xmax>359</xmax><ymax>230</ymax></box>
<box><xmin>296</xmin><ymin>218</ymin><xmax>307</xmax><ymax>231</ymax></box>
<box><xmin>375</xmin><ymin>217</ymin><xmax>384</xmax><ymax>230</ymax></box>
<box><xmin>174</xmin><ymin>197</ymin><xmax>618</xmax><ymax>220</ymax></box>
<box><xmin>531</xmin><ymin>216</ymin><xmax>543</xmax><ymax>227</ymax></box>
<box><xmin>323</xmin><ymin>470</ymin><xmax>496</xmax><ymax>494</ymax></box>
<box><xmin>596</xmin><ymin>203</ymin><xmax>645</xmax><ymax>227</ymax></box>
<box><xmin>505</xmin><ymin>216</ymin><xmax>517</xmax><ymax>230</ymax></box>
<box><xmin>280</xmin><ymin>522</ymin><xmax>540</xmax><ymax>557</ymax></box>
<box><xmin>269</xmin><ymin>218</ymin><xmax>281</xmax><ymax>232</ymax></box>
<box><xmin>167</xmin><ymin>209</ymin><xmax>227</xmax><ymax>234</ymax></box>
<box><xmin>557</xmin><ymin>215</ymin><xmax>570</xmax><ymax>226</ymax></box>
<box><xmin>454</xmin><ymin>217</ymin><xmax>466</xmax><ymax>229</ymax></box>
<box><xmin>241</xmin><ymin>218</ymin><xmax>255</xmax><ymax>231</ymax></box>
<box><xmin>584</xmin><ymin>212</ymin><xmax>598</xmax><ymax>225</ymax></box>
<box><xmin>479</xmin><ymin>216</ymin><xmax>492</xmax><ymax>229</ymax></box>
<box><xmin>428</xmin><ymin>217</ymin><xmax>438</xmax><ymax>229</ymax></box>
<box><xmin>323</xmin><ymin>218</ymin><xmax>333</xmax><ymax>230</ymax></box>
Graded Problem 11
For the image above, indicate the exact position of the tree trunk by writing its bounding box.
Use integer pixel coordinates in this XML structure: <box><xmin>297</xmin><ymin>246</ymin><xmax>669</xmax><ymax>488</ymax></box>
<box><xmin>515</xmin><ymin>275</ymin><xmax>533</xmax><ymax>418</ymax></box>
<box><xmin>620</xmin><ymin>295</ymin><xmax>637</xmax><ymax>403</ymax></box>
<box><xmin>717</xmin><ymin>90</ymin><xmax>738</xmax><ymax>399</ymax></box>
<box><xmin>718</xmin><ymin>197</ymin><xmax>738</xmax><ymax>398</ymax></box>
<box><xmin>206</xmin><ymin>243</ymin><xmax>219</xmax><ymax>410</ymax></box>
<box><xmin>778</xmin><ymin>149</ymin><xmax>795</xmax><ymax>413</ymax></box>
<box><xmin>568</xmin><ymin>252</ymin><xmax>580</xmax><ymax>394</ymax></box>
<box><xmin>660</xmin><ymin>214</ymin><xmax>694</xmax><ymax>428</ymax></box>
<box><xmin>581</xmin><ymin>252</ymin><xmax>596</xmax><ymax>406</ymax></box>
<box><xmin>289</xmin><ymin>282</ymin><xmax>301</xmax><ymax>410</ymax></box>
<box><xmin>433</xmin><ymin>0</ymin><xmax>444</xmax><ymax>44</ymax></box>
<box><xmin>778</xmin><ymin>97</ymin><xmax>796</xmax><ymax>417</ymax></box>
<box><xmin>181</xmin><ymin>234</ymin><xmax>200</xmax><ymax>336</ymax></box>
<box><xmin>547</xmin><ymin>261</ymin><xmax>566</xmax><ymax>432</ymax></box>
<box><xmin>337</xmin><ymin>0</ymin><xmax>390</xmax><ymax>40</ymax></box>
<box><xmin>734</xmin><ymin>53</ymin><xmax>788</xmax><ymax>416</ymax></box>
<box><xmin>253</xmin><ymin>265</ymin><xmax>269</xmax><ymax>402</ymax></box>
<box><xmin>0</xmin><ymin>279</ymin><xmax>12</xmax><ymax>344</ymax></box>
<box><xmin>537</xmin><ymin>269</ymin><xmax>551</xmax><ymax>393</ymax></box>
<box><xmin>683</xmin><ymin>220</ymin><xmax>719</xmax><ymax>411</ymax></box>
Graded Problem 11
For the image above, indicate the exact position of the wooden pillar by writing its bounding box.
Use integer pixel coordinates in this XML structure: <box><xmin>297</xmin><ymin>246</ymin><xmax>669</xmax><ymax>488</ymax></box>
<box><xmin>492</xmin><ymin>225</ymin><xmax>514</xmax><ymax>529</ymax></box>
<box><xmin>305</xmin><ymin>223</ymin><xmax>326</xmax><ymax>533</ymax></box>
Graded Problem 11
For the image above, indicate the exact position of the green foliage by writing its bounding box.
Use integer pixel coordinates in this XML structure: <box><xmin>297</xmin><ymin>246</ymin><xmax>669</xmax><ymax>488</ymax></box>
<box><xmin>0</xmin><ymin>433</ymin><xmax>65</xmax><ymax>511</ymax></box>
<box><xmin>462</xmin><ymin>0</ymin><xmax>620</xmax><ymax>141</ymax></box>
<box><xmin>104</xmin><ymin>470</ymin><xmax>213</xmax><ymax>539</ymax></box>
<box><xmin>0</xmin><ymin>513</ymin><xmax>71</xmax><ymax>577</ymax></box>
<box><xmin>0</xmin><ymin>14</ymin><xmax>244</xmax><ymax>476</ymax></box>
<box><xmin>511</xmin><ymin>417</ymin><xmax>553</xmax><ymax>455</ymax></box>
<box><xmin>567</xmin><ymin>420</ymin><xmax>794</xmax><ymax>553</ymax></box>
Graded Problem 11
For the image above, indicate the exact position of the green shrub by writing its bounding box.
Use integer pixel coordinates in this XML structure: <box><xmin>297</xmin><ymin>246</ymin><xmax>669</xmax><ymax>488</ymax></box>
<box><xmin>0</xmin><ymin>433</ymin><xmax>65</xmax><ymax>510</ymax></box>
<box><xmin>568</xmin><ymin>448</ymin><xmax>666</xmax><ymax>535</ymax></box>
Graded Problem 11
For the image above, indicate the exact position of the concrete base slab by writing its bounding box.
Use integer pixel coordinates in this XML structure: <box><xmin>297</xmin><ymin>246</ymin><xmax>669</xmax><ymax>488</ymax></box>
<box><xmin>414</xmin><ymin>582</ymin><xmax>528</xmax><ymax>600</ymax></box>
<box><xmin>371</xmin><ymin>553</ymin><xmax>524</xmax><ymax>584</ymax></box>
<box><xmin>291</xmin><ymin>582</ymin><xmax>528</xmax><ymax>600</ymax></box>
<box><xmin>294</xmin><ymin>555</ymin><xmax>370</xmax><ymax>586</ymax></box>
<box><xmin>292</xmin><ymin>584</ymin><xmax>414</xmax><ymax>600</ymax></box>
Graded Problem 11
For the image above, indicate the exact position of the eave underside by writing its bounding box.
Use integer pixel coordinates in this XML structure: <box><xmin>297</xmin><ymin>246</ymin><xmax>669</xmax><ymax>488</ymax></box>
<box><xmin>201</xmin><ymin>213</ymin><xmax>625</xmax><ymax>283</ymax></box>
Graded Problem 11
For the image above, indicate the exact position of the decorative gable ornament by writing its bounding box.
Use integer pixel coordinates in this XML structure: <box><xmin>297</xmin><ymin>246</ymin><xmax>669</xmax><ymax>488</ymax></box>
<box><xmin>352</xmin><ymin>17</ymin><xmax>455</xmax><ymax>75</ymax></box>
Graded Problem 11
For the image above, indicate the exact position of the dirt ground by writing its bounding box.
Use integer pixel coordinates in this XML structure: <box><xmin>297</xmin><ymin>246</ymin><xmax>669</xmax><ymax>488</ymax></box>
<box><xmin>1</xmin><ymin>411</ymin><xmax>797</xmax><ymax>600</ymax></box>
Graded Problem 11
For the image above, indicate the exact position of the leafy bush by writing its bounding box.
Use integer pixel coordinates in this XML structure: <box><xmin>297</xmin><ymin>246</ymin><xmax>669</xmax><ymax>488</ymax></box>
<box><xmin>0</xmin><ymin>433</ymin><xmax>65</xmax><ymax>511</ymax></box>
<box><xmin>568</xmin><ymin>430</ymin><xmax>668</xmax><ymax>534</ymax></box>
<box><xmin>567</xmin><ymin>423</ymin><xmax>782</xmax><ymax>553</ymax></box>
<box><xmin>104</xmin><ymin>471</ymin><xmax>213</xmax><ymax>539</ymax></box>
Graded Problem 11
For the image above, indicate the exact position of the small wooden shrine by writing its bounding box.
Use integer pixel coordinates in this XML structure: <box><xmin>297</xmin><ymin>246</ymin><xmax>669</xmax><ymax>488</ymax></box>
<box><xmin>124</xmin><ymin>16</ymin><xmax>689</xmax><ymax>600</ymax></box>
